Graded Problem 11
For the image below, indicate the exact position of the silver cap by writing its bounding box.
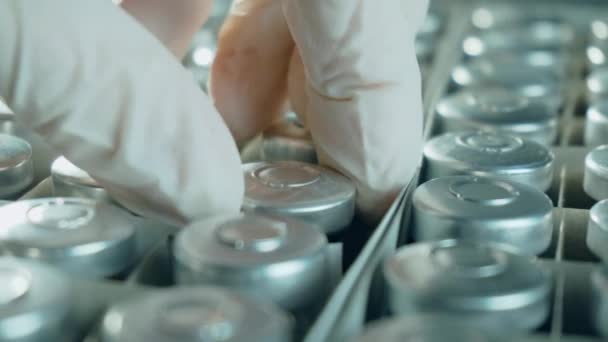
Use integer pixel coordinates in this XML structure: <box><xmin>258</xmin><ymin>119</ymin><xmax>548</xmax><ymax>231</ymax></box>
<box><xmin>451</xmin><ymin>51</ymin><xmax>568</xmax><ymax>106</ymax></box>
<box><xmin>261</xmin><ymin>115</ymin><xmax>317</xmax><ymax>164</ymax></box>
<box><xmin>100</xmin><ymin>287</ymin><xmax>293</xmax><ymax>342</ymax></box>
<box><xmin>353</xmin><ymin>314</ymin><xmax>504</xmax><ymax>342</ymax></box>
<box><xmin>0</xmin><ymin>134</ymin><xmax>33</xmax><ymax>199</ymax></box>
<box><xmin>584</xmin><ymin>146</ymin><xmax>608</xmax><ymax>201</ymax></box>
<box><xmin>413</xmin><ymin>176</ymin><xmax>553</xmax><ymax>255</ymax></box>
<box><xmin>587</xmin><ymin>68</ymin><xmax>608</xmax><ymax>102</ymax></box>
<box><xmin>0</xmin><ymin>198</ymin><xmax>136</xmax><ymax>279</ymax></box>
<box><xmin>174</xmin><ymin>213</ymin><xmax>329</xmax><ymax>312</ymax></box>
<box><xmin>436</xmin><ymin>87</ymin><xmax>559</xmax><ymax>147</ymax></box>
<box><xmin>592</xmin><ymin>265</ymin><xmax>608</xmax><ymax>338</ymax></box>
<box><xmin>242</xmin><ymin>162</ymin><xmax>356</xmax><ymax>235</ymax></box>
<box><xmin>385</xmin><ymin>240</ymin><xmax>552</xmax><ymax>334</ymax></box>
<box><xmin>585</xmin><ymin>100</ymin><xmax>608</xmax><ymax>147</ymax></box>
<box><xmin>424</xmin><ymin>131</ymin><xmax>554</xmax><ymax>191</ymax></box>
<box><xmin>51</xmin><ymin>156</ymin><xmax>112</xmax><ymax>202</ymax></box>
<box><xmin>588</xmin><ymin>20</ymin><xmax>608</xmax><ymax>69</ymax></box>
<box><xmin>587</xmin><ymin>200</ymin><xmax>608</xmax><ymax>262</ymax></box>
<box><xmin>0</xmin><ymin>257</ymin><xmax>71</xmax><ymax>341</ymax></box>
<box><xmin>463</xmin><ymin>19</ymin><xmax>576</xmax><ymax>57</ymax></box>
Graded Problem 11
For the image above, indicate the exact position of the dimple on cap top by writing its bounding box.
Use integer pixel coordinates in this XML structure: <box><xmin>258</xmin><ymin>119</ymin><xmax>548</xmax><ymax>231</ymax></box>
<box><xmin>0</xmin><ymin>198</ymin><xmax>137</xmax><ymax>279</ymax></box>
<box><xmin>174</xmin><ymin>213</ymin><xmax>329</xmax><ymax>312</ymax></box>
<box><xmin>385</xmin><ymin>240</ymin><xmax>552</xmax><ymax>333</ymax></box>
<box><xmin>424</xmin><ymin>131</ymin><xmax>554</xmax><ymax>191</ymax></box>
<box><xmin>242</xmin><ymin>162</ymin><xmax>356</xmax><ymax>235</ymax></box>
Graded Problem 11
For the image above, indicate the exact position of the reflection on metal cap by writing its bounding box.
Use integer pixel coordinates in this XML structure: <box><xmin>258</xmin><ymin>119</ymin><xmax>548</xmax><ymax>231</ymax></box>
<box><xmin>584</xmin><ymin>146</ymin><xmax>608</xmax><ymax>201</ymax></box>
<box><xmin>424</xmin><ymin>131</ymin><xmax>554</xmax><ymax>191</ymax></box>
<box><xmin>174</xmin><ymin>213</ymin><xmax>329</xmax><ymax>312</ymax></box>
<box><xmin>51</xmin><ymin>156</ymin><xmax>112</xmax><ymax>203</ymax></box>
<box><xmin>437</xmin><ymin>87</ymin><xmax>559</xmax><ymax>146</ymax></box>
<box><xmin>0</xmin><ymin>257</ymin><xmax>71</xmax><ymax>341</ymax></box>
<box><xmin>100</xmin><ymin>287</ymin><xmax>292</xmax><ymax>342</ymax></box>
<box><xmin>0</xmin><ymin>198</ymin><xmax>136</xmax><ymax>279</ymax></box>
<box><xmin>0</xmin><ymin>134</ymin><xmax>33</xmax><ymax>199</ymax></box>
<box><xmin>242</xmin><ymin>162</ymin><xmax>356</xmax><ymax>235</ymax></box>
<box><xmin>354</xmin><ymin>313</ymin><xmax>503</xmax><ymax>342</ymax></box>
<box><xmin>413</xmin><ymin>176</ymin><xmax>553</xmax><ymax>255</ymax></box>
<box><xmin>385</xmin><ymin>240</ymin><xmax>552</xmax><ymax>334</ymax></box>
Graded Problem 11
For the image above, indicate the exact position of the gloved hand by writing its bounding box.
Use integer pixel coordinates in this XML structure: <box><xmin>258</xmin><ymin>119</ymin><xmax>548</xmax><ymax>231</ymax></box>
<box><xmin>211</xmin><ymin>0</ymin><xmax>428</xmax><ymax>221</ymax></box>
<box><xmin>0</xmin><ymin>0</ymin><xmax>426</xmax><ymax>225</ymax></box>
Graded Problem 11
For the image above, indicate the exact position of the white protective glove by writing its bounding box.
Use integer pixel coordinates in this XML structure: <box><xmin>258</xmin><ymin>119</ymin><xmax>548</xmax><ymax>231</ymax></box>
<box><xmin>0</xmin><ymin>0</ymin><xmax>426</xmax><ymax>226</ymax></box>
<box><xmin>210</xmin><ymin>0</ymin><xmax>428</xmax><ymax>221</ymax></box>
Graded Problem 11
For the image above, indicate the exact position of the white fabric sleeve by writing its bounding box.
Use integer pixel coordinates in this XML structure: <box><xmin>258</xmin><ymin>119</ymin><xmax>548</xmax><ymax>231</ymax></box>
<box><xmin>0</xmin><ymin>0</ymin><xmax>244</xmax><ymax>226</ymax></box>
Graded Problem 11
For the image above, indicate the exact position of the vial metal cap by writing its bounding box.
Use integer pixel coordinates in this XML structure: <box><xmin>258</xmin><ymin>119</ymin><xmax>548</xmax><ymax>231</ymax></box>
<box><xmin>0</xmin><ymin>258</ymin><xmax>71</xmax><ymax>341</ymax></box>
<box><xmin>451</xmin><ymin>52</ymin><xmax>568</xmax><ymax>99</ymax></box>
<box><xmin>174</xmin><ymin>214</ymin><xmax>329</xmax><ymax>311</ymax></box>
<box><xmin>261</xmin><ymin>115</ymin><xmax>317</xmax><ymax>163</ymax></box>
<box><xmin>424</xmin><ymin>131</ymin><xmax>554</xmax><ymax>191</ymax></box>
<box><xmin>584</xmin><ymin>146</ymin><xmax>608</xmax><ymax>201</ymax></box>
<box><xmin>463</xmin><ymin>19</ymin><xmax>576</xmax><ymax>57</ymax></box>
<box><xmin>437</xmin><ymin>87</ymin><xmax>559</xmax><ymax>146</ymax></box>
<box><xmin>592</xmin><ymin>265</ymin><xmax>608</xmax><ymax>338</ymax></box>
<box><xmin>589</xmin><ymin>20</ymin><xmax>608</xmax><ymax>69</ymax></box>
<box><xmin>0</xmin><ymin>134</ymin><xmax>33</xmax><ymax>199</ymax></box>
<box><xmin>51</xmin><ymin>156</ymin><xmax>111</xmax><ymax>202</ymax></box>
<box><xmin>242</xmin><ymin>162</ymin><xmax>356</xmax><ymax>235</ymax></box>
<box><xmin>353</xmin><ymin>314</ymin><xmax>502</xmax><ymax>342</ymax></box>
<box><xmin>385</xmin><ymin>240</ymin><xmax>552</xmax><ymax>332</ymax></box>
<box><xmin>100</xmin><ymin>287</ymin><xmax>292</xmax><ymax>342</ymax></box>
<box><xmin>413</xmin><ymin>176</ymin><xmax>553</xmax><ymax>255</ymax></box>
<box><xmin>0</xmin><ymin>198</ymin><xmax>137</xmax><ymax>278</ymax></box>
<box><xmin>587</xmin><ymin>200</ymin><xmax>608</xmax><ymax>263</ymax></box>
<box><xmin>587</xmin><ymin>68</ymin><xmax>608</xmax><ymax>101</ymax></box>
<box><xmin>585</xmin><ymin>100</ymin><xmax>608</xmax><ymax>147</ymax></box>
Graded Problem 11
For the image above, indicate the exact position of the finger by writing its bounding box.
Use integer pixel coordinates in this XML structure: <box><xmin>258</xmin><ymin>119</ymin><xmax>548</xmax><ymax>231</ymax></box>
<box><xmin>0</xmin><ymin>0</ymin><xmax>243</xmax><ymax>225</ymax></box>
<box><xmin>120</xmin><ymin>0</ymin><xmax>213</xmax><ymax>58</ymax></box>
<box><xmin>282</xmin><ymin>0</ymin><xmax>428</xmax><ymax>221</ymax></box>
<box><xmin>209</xmin><ymin>0</ymin><xmax>294</xmax><ymax>145</ymax></box>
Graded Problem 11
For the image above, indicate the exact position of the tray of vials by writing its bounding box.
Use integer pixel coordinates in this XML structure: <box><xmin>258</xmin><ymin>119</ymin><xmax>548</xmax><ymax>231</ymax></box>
<box><xmin>344</xmin><ymin>0</ymin><xmax>608</xmax><ymax>341</ymax></box>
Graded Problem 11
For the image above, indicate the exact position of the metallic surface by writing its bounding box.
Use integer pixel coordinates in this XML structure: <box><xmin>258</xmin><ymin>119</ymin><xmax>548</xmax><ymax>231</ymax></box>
<box><xmin>586</xmin><ymin>200</ymin><xmax>608</xmax><ymax>262</ymax></box>
<box><xmin>0</xmin><ymin>134</ymin><xmax>33</xmax><ymax>199</ymax></box>
<box><xmin>591</xmin><ymin>265</ymin><xmax>608</xmax><ymax>338</ymax></box>
<box><xmin>413</xmin><ymin>176</ymin><xmax>553</xmax><ymax>255</ymax></box>
<box><xmin>584</xmin><ymin>146</ymin><xmax>608</xmax><ymax>201</ymax></box>
<box><xmin>385</xmin><ymin>240</ymin><xmax>552</xmax><ymax>334</ymax></box>
<box><xmin>100</xmin><ymin>287</ymin><xmax>293</xmax><ymax>342</ymax></box>
<box><xmin>423</xmin><ymin>131</ymin><xmax>554</xmax><ymax>191</ymax></box>
<box><xmin>0</xmin><ymin>257</ymin><xmax>71</xmax><ymax>342</ymax></box>
<box><xmin>585</xmin><ymin>100</ymin><xmax>608</xmax><ymax>147</ymax></box>
<box><xmin>51</xmin><ymin>156</ymin><xmax>112</xmax><ymax>203</ymax></box>
<box><xmin>242</xmin><ymin>162</ymin><xmax>356</xmax><ymax>235</ymax></box>
<box><xmin>436</xmin><ymin>87</ymin><xmax>559</xmax><ymax>146</ymax></box>
<box><xmin>353</xmin><ymin>314</ymin><xmax>502</xmax><ymax>342</ymax></box>
<box><xmin>463</xmin><ymin>19</ymin><xmax>576</xmax><ymax>57</ymax></box>
<box><xmin>174</xmin><ymin>213</ymin><xmax>330</xmax><ymax>312</ymax></box>
<box><xmin>587</xmin><ymin>68</ymin><xmax>608</xmax><ymax>102</ymax></box>
<box><xmin>0</xmin><ymin>198</ymin><xmax>136</xmax><ymax>279</ymax></box>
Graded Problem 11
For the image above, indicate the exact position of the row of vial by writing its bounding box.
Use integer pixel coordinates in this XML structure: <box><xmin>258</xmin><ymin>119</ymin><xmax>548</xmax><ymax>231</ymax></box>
<box><xmin>352</xmin><ymin>8</ymin><xmax>608</xmax><ymax>341</ymax></box>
